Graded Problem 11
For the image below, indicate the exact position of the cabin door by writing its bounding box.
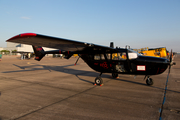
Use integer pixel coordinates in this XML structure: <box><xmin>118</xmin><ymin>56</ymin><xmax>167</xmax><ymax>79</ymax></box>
<box><xmin>111</xmin><ymin>52</ymin><xmax>127</xmax><ymax>73</ymax></box>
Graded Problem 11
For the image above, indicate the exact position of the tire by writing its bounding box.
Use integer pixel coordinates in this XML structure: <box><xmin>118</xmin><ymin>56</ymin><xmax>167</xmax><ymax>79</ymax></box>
<box><xmin>95</xmin><ymin>77</ymin><xmax>103</xmax><ymax>85</ymax></box>
<box><xmin>146</xmin><ymin>78</ymin><xmax>153</xmax><ymax>86</ymax></box>
<box><xmin>112</xmin><ymin>73</ymin><xmax>118</xmax><ymax>78</ymax></box>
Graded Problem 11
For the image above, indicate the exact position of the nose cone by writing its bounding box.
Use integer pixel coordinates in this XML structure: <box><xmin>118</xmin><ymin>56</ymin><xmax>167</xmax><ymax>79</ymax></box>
<box><xmin>137</xmin><ymin>56</ymin><xmax>169</xmax><ymax>75</ymax></box>
<box><xmin>156</xmin><ymin>58</ymin><xmax>169</xmax><ymax>74</ymax></box>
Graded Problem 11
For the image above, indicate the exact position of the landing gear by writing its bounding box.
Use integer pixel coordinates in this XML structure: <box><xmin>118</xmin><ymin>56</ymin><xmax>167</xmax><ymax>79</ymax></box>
<box><xmin>95</xmin><ymin>76</ymin><xmax>103</xmax><ymax>85</ymax></box>
<box><xmin>146</xmin><ymin>77</ymin><xmax>153</xmax><ymax>86</ymax></box>
<box><xmin>112</xmin><ymin>73</ymin><xmax>118</xmax><ymax>78</ymax></box>
<box><xmin>94</xmin><ymin>73</ymin><xmax>103</xmax><ymax>85</ymax></box>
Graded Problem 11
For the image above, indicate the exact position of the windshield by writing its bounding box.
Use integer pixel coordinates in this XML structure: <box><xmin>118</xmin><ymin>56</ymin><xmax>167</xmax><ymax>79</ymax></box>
<box><xmin>128</xmin><ymin>50</ymin><xmax>141</xmax><ymax>59</ymax></box>
<box><xmin>128</xmin><ymin>49</ymin><xmax>142</xmax><ymax>56</ymax></box>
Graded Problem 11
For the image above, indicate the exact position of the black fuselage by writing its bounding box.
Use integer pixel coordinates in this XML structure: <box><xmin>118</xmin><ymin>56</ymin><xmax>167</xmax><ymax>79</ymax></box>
<box><xmin>80</xmin><ymin>50</ymin><xmax>169</xmax><ymax>76</ymax></box>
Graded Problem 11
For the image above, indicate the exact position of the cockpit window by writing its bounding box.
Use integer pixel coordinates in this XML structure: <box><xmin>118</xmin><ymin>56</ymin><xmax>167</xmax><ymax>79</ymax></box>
<box><xmin>128</xmin><ymin>49</ymin><xmax>142</xmax><ymax>56</ymax></box>
<box><xmin>128</xmin><ymin>50</ymin><xmax>140</xmax><ymax>59</ymax></box>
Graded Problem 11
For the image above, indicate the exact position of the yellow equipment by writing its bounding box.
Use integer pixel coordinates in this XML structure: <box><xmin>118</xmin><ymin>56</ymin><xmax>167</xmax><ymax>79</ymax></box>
<box><xmin>137</xmin><ymin>47</ymin><xmax>168</xmax><ymax>58</ymax></box>
<box><xmin>73</xmin><ymin>54</ymin><xmax>79</xmax><ymax>57</ymax></box>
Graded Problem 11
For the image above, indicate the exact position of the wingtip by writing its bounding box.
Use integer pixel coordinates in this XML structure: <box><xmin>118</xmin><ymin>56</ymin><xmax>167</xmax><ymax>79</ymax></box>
<box><xmin>6</xmin><ymin>33</ymin><xmax>37</xmax><ymax>42</ymax></box>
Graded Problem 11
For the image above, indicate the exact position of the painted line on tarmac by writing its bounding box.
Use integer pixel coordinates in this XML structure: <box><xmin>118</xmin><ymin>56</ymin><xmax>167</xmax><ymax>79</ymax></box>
<box><xmin>4</xmin><ymin>106</ymin><xmax>42</xmax><ymax>120</ymax></box>
<box><xmin>159</xmin><ymin>70</ymin><xmax>170</xmax><ymax>120</ymax></box>
<box><xmin>5</xmin><ymin>85</ymin><xmax>97</xmax><ymax>120</ymax></box>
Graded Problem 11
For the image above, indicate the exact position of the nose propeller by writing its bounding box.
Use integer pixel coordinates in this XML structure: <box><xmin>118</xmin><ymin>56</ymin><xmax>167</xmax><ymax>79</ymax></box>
<box><xmin>168</xmin><ymin>49</ymin><xmax>176</xmax><ymax>71</ymax></box>
<box><xmin>169</xmin><ymin>49</ymin><xmax>176</xmax><ymax>67</ymax></box>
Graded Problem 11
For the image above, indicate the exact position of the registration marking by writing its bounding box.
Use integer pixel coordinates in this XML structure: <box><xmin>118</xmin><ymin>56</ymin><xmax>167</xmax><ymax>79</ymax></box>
<box><xmin>137</xmin><ymin>65</ymin><xmax>146</xmax><ymax>71</ymax></box>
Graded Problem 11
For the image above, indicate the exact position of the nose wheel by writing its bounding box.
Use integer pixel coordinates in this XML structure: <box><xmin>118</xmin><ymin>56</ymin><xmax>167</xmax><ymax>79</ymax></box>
<box><xmin>146</xmin><ymin>77</ymin><xmax>153</xmax><ymax>86</ymax></box>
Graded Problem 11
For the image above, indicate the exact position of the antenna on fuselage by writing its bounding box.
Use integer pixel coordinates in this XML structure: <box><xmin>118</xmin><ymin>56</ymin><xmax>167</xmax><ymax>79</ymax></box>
<box><xmin>125</xmin><ymin>45</ymin><xmax>130</xmax><ymax>49</ymax></box>
<box><xmin>110</xmin><ymin>42</ymin><xmax>114</xmax><ymax>48</ymax></box>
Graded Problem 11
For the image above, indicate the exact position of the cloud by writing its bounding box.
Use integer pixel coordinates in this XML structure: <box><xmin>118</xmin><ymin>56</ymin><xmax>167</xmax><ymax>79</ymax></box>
<box><xmin>21</xmin><ymin>16</ymin><xmax>31</xmax><ymax>19</ymax></box>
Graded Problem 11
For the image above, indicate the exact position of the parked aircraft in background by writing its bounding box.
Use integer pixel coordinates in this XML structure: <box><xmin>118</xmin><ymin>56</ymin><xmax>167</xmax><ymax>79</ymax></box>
<box><xmin>133</xmin><ymin>47</ymin><xmax>168</xmax><ymax>58</ymax></box>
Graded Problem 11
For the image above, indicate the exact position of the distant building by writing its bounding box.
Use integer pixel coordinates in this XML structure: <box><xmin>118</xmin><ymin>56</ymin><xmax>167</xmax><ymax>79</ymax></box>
<box><xmin>0</xmin><ymin>47</ymin><xmax>3</xmax><ymax>51</ymax></box>
<box><xmin>5</xmin><ymin>42</ymin><xmax>57</xmax><ymax>55</ymax></box>
<box><xmin>6</xmin><ymin>42</ymin><xmax>20</xmax><ymax>51</ymax></box>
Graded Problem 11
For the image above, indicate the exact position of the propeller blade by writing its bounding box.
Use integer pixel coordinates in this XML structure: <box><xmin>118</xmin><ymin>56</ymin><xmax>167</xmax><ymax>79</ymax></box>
<box><xmin>168</xmin><ymin>49</ymin><xmax>172</xmax><ymax>71</ymax></box>
<box><xmin>169</xmin><ymin>49</ymin><xmax>172</xmax><ymax>63</ymax></box>
<box><xmin>168</xmin><ymin>49</ymin><xmax>176</xmax><ymax>72</ymax></box>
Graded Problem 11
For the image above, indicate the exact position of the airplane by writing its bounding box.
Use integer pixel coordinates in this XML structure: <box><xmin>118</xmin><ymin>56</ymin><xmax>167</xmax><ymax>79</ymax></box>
<box><xmin>133</xmin><ymin>47</ymin><xmax>168</xmax><ymax>58</ymax></box>
<box><xmin>6</xmin><ymin>33</ymin><xmax>175</xmax><ymax>86</ymax></box>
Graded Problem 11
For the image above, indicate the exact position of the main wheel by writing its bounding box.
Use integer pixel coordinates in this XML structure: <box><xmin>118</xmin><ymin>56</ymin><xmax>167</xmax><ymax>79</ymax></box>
<box><xmin>95</xmin><ymin>77</ymin><xmax>103</xmax><ymax>85</ymax></box>
<box><xmin>112</xmin><ymin>73</ymin><xmax>118</xmax><ymax>78</ymax></box>
<box><xmin>146</xmin><ymin>78</ymin><xmax>153</xmax><ymax>86</ymax></box>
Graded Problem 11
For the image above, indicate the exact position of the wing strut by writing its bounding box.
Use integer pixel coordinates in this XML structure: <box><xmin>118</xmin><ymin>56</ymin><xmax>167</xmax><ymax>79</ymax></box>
<box><xmin>74</xmin><ymin>55</ymin><xmax>80</xmax><ymax>65</ymax></box>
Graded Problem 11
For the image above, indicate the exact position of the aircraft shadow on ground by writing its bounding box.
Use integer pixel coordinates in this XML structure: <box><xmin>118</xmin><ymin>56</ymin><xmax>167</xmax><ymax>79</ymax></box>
<box><xmin>3</xmin><ymin>63</ymin><xmax>102</xmax><ymax>85</ymax></box>
<box><xmin>2</xmin><ymin>63</ymin><xmax>180</xmax><ymax>94</ymax></box>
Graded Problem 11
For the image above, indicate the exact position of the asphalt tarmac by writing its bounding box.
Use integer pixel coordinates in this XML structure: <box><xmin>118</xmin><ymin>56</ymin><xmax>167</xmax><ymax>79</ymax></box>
<box><xmin>0</xmin><ymin>55</ymin><xmax>179</xmax><ymax>120</ymax></box>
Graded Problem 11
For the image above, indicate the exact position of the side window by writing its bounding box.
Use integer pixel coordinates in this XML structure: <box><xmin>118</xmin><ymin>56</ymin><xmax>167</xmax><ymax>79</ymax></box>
<box><xmin>100</xmin><ymin>54</ymin><xmax>105</xmax><ymax>60</ymax></box>
<box><xmin>94</xmin><ymin>54</ymin><xmax>105</xmax><ymax>60</ymax></box>
<box><xmin>112</xmin><ymin>52</ymin><xmax>127</xmax><ymax>60</ymax></box>
<box><xmin>112</xmin><ymin>53</ymin><xmax>118</xmax><ymax>60</ymax></box>
<box><xmin>94</xmin><ymin>51</ymin><xmax>138</xmax><ymax>60</ymax></box>
<box><xmin>121</xmin><ymin>52</ymin><xmax>127</xmax><ymax>60</ymax></box>
<box><xmin>106</xmin><ymin>53</ymin><xmax>111</xmax><ymax>60</ymax></box>
<box><xmin>94</xmin><ymin>54</ymin><xmax>100</xmax><ymax>60</ymax></box>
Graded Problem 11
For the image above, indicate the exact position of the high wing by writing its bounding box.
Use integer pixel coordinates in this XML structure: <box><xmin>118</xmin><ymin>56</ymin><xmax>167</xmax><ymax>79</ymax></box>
<box><xmin>7</xmin><ymin>33</ymin><xmax>116</xmax><ymax>53</ymax></box>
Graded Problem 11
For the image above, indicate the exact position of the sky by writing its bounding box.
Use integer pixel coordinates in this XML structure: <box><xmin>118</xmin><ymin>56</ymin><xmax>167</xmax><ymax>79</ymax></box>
<box><xmin>0</xmin><ymin>0</ymin><xmax>180</xmax><ymax>52</ymax></box>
